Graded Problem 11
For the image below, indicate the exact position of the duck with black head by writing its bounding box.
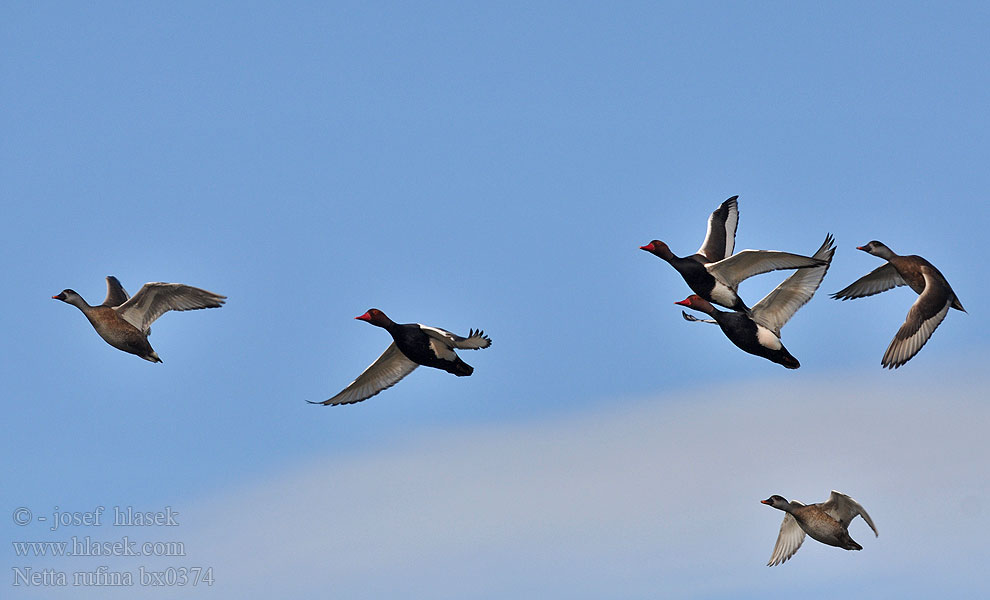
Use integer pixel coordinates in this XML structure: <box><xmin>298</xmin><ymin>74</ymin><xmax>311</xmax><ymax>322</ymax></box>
<box><xmin>311</xmin><ymin>308</ymin><xmax>492</xmax><ymax>406</ymax></box>
<box><xmin>640</xmin><ymin>195</ymin><xmax>826</xmax><ymax>313</ymax></box>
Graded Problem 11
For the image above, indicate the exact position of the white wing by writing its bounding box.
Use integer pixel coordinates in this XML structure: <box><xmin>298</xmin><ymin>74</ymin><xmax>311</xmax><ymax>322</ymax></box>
<box><xmin>767</xmin><ymin>512</ymin><xmax>806</xmax><ymax>567</ymax></box>
<box><xmin>707</xmin><ymin>250</ymin><xmax>824</xmax><ymax>287</ymax></box>
<box><xmin>821</xmin><ymin>491</ymin><xmax>878</xmax><ymax>537</ymax></box>
<box><xmin>315</xmin><ymin>343</ymin><xmax>419</xmax><ymax>406</ymax></box>
<box><xmin>831</xmin><ymin>263</ymin><xmax>907</xmax><ymax>301</ymax></box>
<box><xmin>696</xmin><ymin>196</ymin><xmax>739</xmax><ymax>263</ymax></box>
<box><xmin>115</xmin><ymin>282</ymin><xmax>226</xmax><ymax>333</ymax></box>
<box><xmin>420</xmin><ymin>325</ymin><xmax>492</xmax><ymax>351</ymax></box>
<box><xmin>751</xmin><ymin>234</ymin><xmax>835</xmax><ymax>336</ymax></box>
<box><xmin>418</xmin><ymin>325</ymin><xmax>460</xmax><ymax>360</ymax></box>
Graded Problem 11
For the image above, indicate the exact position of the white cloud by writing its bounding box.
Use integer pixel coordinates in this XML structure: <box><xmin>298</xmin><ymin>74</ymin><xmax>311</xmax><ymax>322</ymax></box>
<box><xmin>63</xmin><ymin>364</ymin><xmax>990</xmax><ymax>599</ymax></box>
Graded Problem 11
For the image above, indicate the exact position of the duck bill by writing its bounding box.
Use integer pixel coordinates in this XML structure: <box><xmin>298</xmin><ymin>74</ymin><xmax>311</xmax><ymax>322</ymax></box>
<box><xmin>639</xmin><ymin>243</ymin><xmax>655</xmax><ymax>251</ymax></box>
<box><xmin>674</xmin><ymin>298</ymin><xmax>691</xmax><ymax>307</ymax></box>
<box><xmin>760</xmin><ymin>499</ymin><xmax>772</xmax><ymax>505</ymax></box>
<box><xmin>355</xmin><ymin>312</ymin><xmax>372</xmax><ymax>321</ymax></box>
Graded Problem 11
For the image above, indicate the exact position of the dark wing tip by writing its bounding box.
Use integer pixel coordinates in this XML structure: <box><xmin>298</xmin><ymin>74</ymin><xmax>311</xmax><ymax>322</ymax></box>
<box><xmin>308</xmin><ymin>397</ymin><xmax>356</xmax><ymax>405</ymax></box>
<box><xmin>468</xmin><ymin>328</ymin><xmax>493</xmax><ymax>346</ymax></box>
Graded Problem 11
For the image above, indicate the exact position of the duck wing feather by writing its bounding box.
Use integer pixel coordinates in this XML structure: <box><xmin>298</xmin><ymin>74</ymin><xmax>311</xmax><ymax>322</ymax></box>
<box><xmin>881</xmin><ymin>272</ymin><xmax>952</xmax><ymax>369</ymax></box>
<box><xmin>831</xmin><ymin>263</ymin><xmax>907</xmax><ymax>301</ymax></box>
<box><xmin>751</xmin><ymin>235</ymin><xmax>835</xmax><ymax>336</ymax></box>
<box><xmin>696</xmin><ymin>196</ymin><xmax>739</xmax><ymax>263</ymax></box>
<box><xmin>821</xmin><ymin>490</ymin><xmax>878</xmax><ymax>537</ymax></box>
<box><xmin>707</xmin><ymin>250</ymin><xmax>824</xmax><ymax>287</ymax></box>
<box><xmin>115</xmin><ymin>282</ymin><xmax>226</xmax><ymax>333</ymax></box>
<box><xmin>767</xmin><ymin>512</ymin><xmax>806</xmax><ymax>567</ymax></box>
<box><xmin>313</xmin><ymin>343</ymin><xmax>419</xmax><ymax>406</ymax></box>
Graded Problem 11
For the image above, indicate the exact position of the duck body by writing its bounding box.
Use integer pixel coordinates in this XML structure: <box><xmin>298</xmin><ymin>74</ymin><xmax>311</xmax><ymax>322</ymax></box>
<box><xmin>832</xmin><ymin>241</ymin><xmax>965</xmax><ymax>368</ymax></box>
<box><xmin>677</xmin><ymin>296</ymin><xmax>800</xmax><ymax>368</ymax></box>
<box><xmin>761</xmin><ymin>491</ymin><xmax>878</xmax><ymax>566</ymax></box>
<box><xmin>53</xmin><ymin>276</ymin><xmax>226</xmax><ymax>363</ymax></box>
<box><xmin>313</xmin><ymin>308</ymin><xmax>492</xmax><ymax>406</ymax></box>
<box><xmin>677</xmin><ymin>235</ymin><xmax>835</xmax><ymax>369</ymax></box>
<box><xmin>74</xmin><ymin>301</ymin><xmax>162</xmax><ymax>362</ymax></box>
<box><xmin>789</xmin><ymin>504</ymin><xmax>863</xmax><ymax>551</ymax></box>
<box><xmin>654</xmin><ymin>249</ymin><xmax>751</xmax><ymax>312</ymax></box>
<box><xmin>892</xmin><ymin>254</ymin><xmax>962</xmax><ymax>306</ymax></box>
<box><xmin>378</xmin><ymin>318</ymin><xmax>475</xmax><ymax>376</ymax></box>
<box><xmin>640</xmin><ymin>196</ymin><xmax>825</xmax><ymax>313</ymax></box>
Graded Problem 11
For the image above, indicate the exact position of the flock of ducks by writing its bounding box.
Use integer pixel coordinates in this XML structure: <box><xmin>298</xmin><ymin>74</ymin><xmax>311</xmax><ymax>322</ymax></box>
<box><xmin>639</xmin><ymin>196</ymin><xmax>966</xmax><ymax>371</ymax></box>
<box><xmin>51</xmin><ymin>195</ymin><xmax>964</xmax><ymax>566</ymax></box>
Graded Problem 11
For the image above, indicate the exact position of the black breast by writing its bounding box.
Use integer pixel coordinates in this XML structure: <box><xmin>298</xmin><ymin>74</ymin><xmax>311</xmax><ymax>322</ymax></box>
<box><xmin>673</xmin><ymin>257</ymin><xmax>717</xmax><ymax>298</ymax></box>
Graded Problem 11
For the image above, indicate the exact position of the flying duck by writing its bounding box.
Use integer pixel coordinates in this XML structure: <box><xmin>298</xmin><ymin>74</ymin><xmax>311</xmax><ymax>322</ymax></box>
<box><xmin>640</xmin><ymin>196</ymin><xmax>826</xmax><ymax>312</ymax></box>
<box><xmin>761</xmin><ymin>490</ymin><xmax>878</xmax><ymax>566</ymax></box>
<box><xmin>311</xmin><ymin>309</ymin><xmax>492</xmax><ymax>406</ymax></box>
<box><xmin>52</xmin><ymin>276</ymin><xmax>226</xmax><ymax>362</ymax></box>
<box><xmin>676</xmin><ymin>234</ymin><xmax>835</xmax><ymax>369</ymax></box>
<box><xmin>831</xmin><ymin>241</ymin><xmax>965</xmax><ymax>369</ymax></box>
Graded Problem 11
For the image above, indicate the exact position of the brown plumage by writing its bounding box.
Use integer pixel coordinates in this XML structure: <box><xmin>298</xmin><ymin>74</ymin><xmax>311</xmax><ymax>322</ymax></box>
<box><xmin>832</xmin><ymin>241</ymin><xmax>964</xmax><ymax>368</ymax></box>
<box><xmin>761</xmin><ymin>491</ymin><xmax>878</xmax><ymax>566</ymax></box>
<box><xmin>53</xmin><ymin>276</ymin><xmax>226</xmax><ymax>362</ymax></box>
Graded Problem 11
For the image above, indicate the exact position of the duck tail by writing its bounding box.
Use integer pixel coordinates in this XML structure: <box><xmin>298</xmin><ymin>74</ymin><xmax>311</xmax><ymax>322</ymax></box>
<box><xmin>775</xmin><ymin>349</ymin><xmax>800</xmax><ymax>369</ymax></box>
<box><xmin>446</xmin><ymin>358</ymin><xmax>474</xmax><ymax>377</ymax></box>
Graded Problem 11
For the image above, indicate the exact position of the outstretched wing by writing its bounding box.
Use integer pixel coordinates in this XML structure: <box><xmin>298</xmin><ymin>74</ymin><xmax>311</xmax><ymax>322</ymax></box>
<box><xmin>821</xmin><ymin>490</ymin><xmax>878</xmax><ymax>537</ymax></box>
<box><xmin>115</xmin><ymin>282</ymin><xmax>226</xmax><ymax>333</ymax></box>
<box><xmin>451</xmin><ymin>328</ymin><xmax>492</xmax><ymax>350</ymax></box>
<box><xmin>751</xmin><ymin>234</ymin><xmax>835</xmax><ymax>336</ymax></box>
<box><xmin>767</xmin><ymin>512</ymin><xmax>806</xmax><ymax>567</ymax></box>
<box><xmin>696</xmin><ymin>195</ymin><xmax>739</xmax><ymax>263</ymax></box>
<box><xmin>312</xmin><ymin>343</ymin><xmax>419</xmax><ymax>406</ymax></box>
<box><xmin>882</xmin><ymin>273</ymin><xmax>952</xmax><ymax>369</ymax></box>
<box><xmin>707</xmin><ymin>250</ymin><xmax>824</xmax><ymax>287</ymax></box>
<box><xmin>420</xmin><ymin>325</ymin><xmax>492</xmax><ymax>351</ymax></box>
<box><xmin>831</xmin><ymin>263</ymin><xmax>906</xmax><ymax>301</ymax></box>
<box><xmin>102</xmin><ymin>276</ymin><xmax>131</xmax><ymax>307</ymax></box>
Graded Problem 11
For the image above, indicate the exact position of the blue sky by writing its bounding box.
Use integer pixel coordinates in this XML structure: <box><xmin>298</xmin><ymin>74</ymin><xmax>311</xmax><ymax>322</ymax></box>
<box><xmin>3</xmin><ymin>2</ymin><xmax>988</xmax><ymax>598</ymax></box>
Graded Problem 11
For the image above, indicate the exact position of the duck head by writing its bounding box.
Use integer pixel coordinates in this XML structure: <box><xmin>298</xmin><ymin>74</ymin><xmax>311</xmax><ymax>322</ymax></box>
<box><xmin>639</xmin><ymin>240</ymin><xmax>674</xmax><ymax>260</ymax></box>
<box><xmin>52</xmin><ymin>289</ymin><xmax>84</xmax><ymax>305</ymax></box>
<box><xmin>761</xmin><ymin>495</ymin><xmax>791</xmax><ymax>511</ymax></box>
<box><xmin>355</xmin><ymin>308</ymin><xmax>393</xmax><ymax>327</ymax></box>
<box><xmin>675</xmin><ymin>294</ymin><xmax>715</xmax><ymax>315</ymax></box>
<box><xmin>856</xmin><ymin>240</ymin><xmax>896</xmax><ymax>259</ymax></box>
